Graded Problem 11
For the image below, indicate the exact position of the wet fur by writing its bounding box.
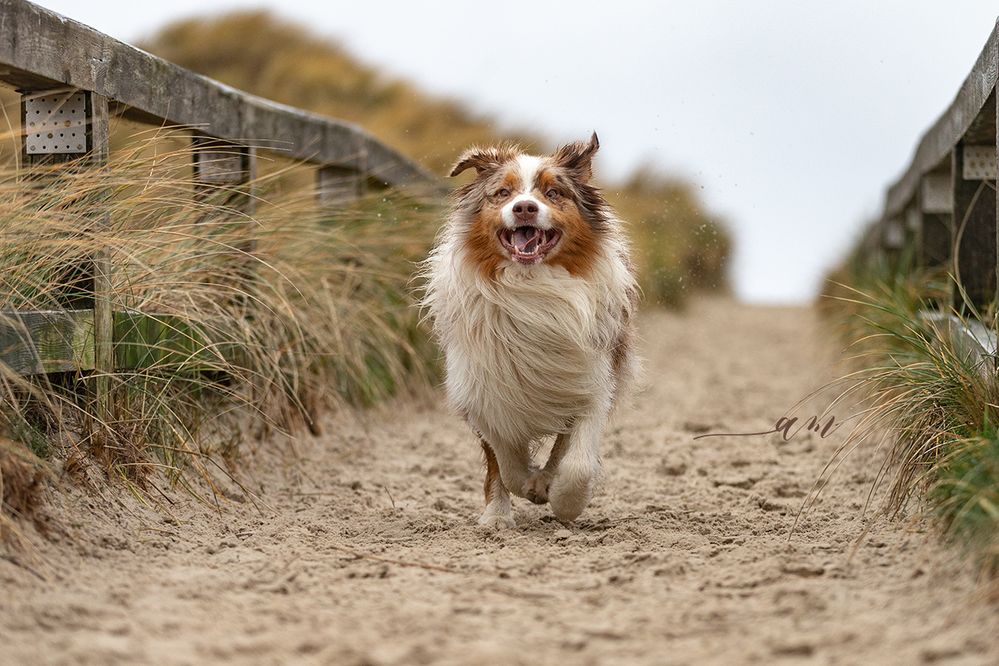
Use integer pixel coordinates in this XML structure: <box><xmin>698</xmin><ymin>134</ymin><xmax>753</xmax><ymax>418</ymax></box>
<box><xmin>422</xmin><ymin>134</ymin><xmax>638</xmax><ymax>526</ymax></box>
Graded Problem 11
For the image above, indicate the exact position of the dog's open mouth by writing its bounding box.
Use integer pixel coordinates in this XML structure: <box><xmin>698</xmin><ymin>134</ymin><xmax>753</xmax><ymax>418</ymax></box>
<box><xmin>498</xmin><ymin>225</ymin><xmax>563</xmax><ymax>264</ymax></box>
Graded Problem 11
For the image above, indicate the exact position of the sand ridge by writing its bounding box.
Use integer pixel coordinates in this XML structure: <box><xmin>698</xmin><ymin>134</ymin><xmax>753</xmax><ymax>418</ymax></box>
<box><xmin>2</xmin><ymin>299</ymin><xmax>998</xmax><ymax>665</ymax></box>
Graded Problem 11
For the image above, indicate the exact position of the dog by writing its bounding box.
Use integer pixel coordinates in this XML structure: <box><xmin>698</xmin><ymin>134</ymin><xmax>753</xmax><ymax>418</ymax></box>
<box><xmin>422</xmin><ymin>133</ymin><xmax>638</xmax><ymax>527</ymax></box>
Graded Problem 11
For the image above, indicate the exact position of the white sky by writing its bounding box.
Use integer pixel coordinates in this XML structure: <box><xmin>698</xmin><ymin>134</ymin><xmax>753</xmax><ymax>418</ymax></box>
<box><xmin>38</xmin><ymin>0</ymin><xmax>999</xmax><ymax>303</ymax></box>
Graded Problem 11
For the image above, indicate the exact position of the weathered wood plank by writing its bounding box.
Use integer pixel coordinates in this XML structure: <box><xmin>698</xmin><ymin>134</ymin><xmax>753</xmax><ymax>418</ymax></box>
<box><xmin>0</xmin><ymin>310</ymin><xmax>95</xmax><ymax>375</ymax></box>
<box><xmin>1</xmin><ymin>310</ymin><xmax>244</xmax><ymax>377</ymax></box>
<box><xmin>0</xmin><ymin>0</ymin><xmax>436</xmax><ymax>189</ymax></box>
<box><xmin>89</xmin><ymin>91</ymin><xmax>113</xmax><ymax>421</ymax></box>
<box><xmin>885</xmin><ymin>25</ymin><xmax>999</xmax><ymax>218</ymax></box>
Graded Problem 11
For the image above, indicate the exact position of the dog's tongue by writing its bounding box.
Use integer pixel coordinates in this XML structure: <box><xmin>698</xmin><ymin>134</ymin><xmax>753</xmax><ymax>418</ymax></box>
<box><xmin>512</xmin><ymin>227</ymin><xmax>542</xmax><ymax>254</ymax></box>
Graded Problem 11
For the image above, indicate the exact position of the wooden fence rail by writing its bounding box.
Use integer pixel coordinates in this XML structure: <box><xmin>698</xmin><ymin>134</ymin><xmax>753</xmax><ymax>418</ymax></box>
<box><xmin>0</xmin><ymin>0</ymin><xmax>438</xmax><ymax>407</ymax></box>
<box><xmin>868</xmin><ymin>17</ymin><xmax>999</xmax><ymax>363</ymax></box>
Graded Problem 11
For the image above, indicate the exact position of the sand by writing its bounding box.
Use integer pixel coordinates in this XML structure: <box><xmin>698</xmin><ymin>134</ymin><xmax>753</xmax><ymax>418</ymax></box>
<box><xmin>2</xmin><ymin>299</ymin><xmax>998</xmax><ymax>665</ymax></box>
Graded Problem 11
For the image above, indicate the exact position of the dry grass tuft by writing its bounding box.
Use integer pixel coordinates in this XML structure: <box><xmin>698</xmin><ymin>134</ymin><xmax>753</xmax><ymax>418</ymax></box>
<box><xmin>0</xmin><ymin>124</ymin><xmax>441</xmax><ymax>516</ymax></box>
<box><xmin>0</xmin><ymin>437</ymin><xmax>47</xmax><ymax>520</ymax></box>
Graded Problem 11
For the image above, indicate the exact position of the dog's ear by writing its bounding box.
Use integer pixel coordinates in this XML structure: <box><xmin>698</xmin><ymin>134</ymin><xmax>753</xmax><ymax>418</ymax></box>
<box><xmin>449</xmin><ymin>145</ymin><xmax>515</xmax><ymax>178</ymax></box>
<box><xmin>552</xmin><ymin>132</ymin><xmax>600</xmax><ymax>182</ymax></box>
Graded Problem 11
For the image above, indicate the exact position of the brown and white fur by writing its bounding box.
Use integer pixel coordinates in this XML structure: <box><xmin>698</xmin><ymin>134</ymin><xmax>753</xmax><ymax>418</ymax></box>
<box><xmin>422</xmin><ymin>133</ymin><xmax>638</xmax><ymax>527</ymax></box>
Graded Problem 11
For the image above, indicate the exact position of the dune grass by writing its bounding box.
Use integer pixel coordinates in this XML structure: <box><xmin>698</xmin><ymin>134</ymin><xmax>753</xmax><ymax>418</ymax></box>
<box><xmin>821</xmin><ymin>265</ymin><xmax>999</xmax><ymax>580</ymax></box>
<box><xmin>0</xmin><ymin>126</ymin><xmax>440</xmax><ymax>535</ymax></box>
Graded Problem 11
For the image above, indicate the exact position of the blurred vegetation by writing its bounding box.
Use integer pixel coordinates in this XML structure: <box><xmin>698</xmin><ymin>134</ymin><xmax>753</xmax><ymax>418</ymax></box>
<box><xmin>142</xmin><ymin>11</ymin><xmax>730</xmax><ymax>306</ymax></box>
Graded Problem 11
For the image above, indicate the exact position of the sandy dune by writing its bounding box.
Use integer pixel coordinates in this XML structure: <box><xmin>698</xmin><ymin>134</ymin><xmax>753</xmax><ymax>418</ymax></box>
<box><xmin>3</xmin><ymin>299</ymin><xmax>998</xmax><ymax>665</ymax></box>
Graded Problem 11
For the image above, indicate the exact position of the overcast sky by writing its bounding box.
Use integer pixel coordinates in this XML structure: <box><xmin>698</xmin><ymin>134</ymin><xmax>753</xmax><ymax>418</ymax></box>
<box><xmin>38</xmin><ymin>0</ymin><xmax>999</xmax><ymax>303</ymax></box>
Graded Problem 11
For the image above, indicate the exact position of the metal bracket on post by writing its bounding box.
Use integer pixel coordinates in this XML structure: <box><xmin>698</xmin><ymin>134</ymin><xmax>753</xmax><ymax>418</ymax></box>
<box><xmin>962</xmin><ymin>145</ymin><xmax>998</xmax><ymax>180</ymax></box>
<box><xmin>22</xmin><ymin>91</ymin><xmax>88</xmax><ymax>155</ymax></box>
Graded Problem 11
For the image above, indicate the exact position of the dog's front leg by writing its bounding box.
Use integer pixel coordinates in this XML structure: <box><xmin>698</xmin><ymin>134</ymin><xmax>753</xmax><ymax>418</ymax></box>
<box><xmin>479</xmin><ymin>439</ymin><xmax>515</xmax><ymax>528</ymax></box>
<box><xmin>548</xmin><ymin>400</ymin><xmax>610</xmax><ymax>522</ymax></box>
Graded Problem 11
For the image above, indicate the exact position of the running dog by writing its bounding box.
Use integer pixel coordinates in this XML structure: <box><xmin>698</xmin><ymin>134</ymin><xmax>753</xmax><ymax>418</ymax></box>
<box><xmin>422</xmin><ymin>133</ymin><xmax>638</xmax><ymax>527</ymax></box>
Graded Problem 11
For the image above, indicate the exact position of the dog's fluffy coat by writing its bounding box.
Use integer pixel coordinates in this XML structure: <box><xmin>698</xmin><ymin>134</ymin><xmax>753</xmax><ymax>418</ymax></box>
<box><xmin>423</xmin><ymin>134</ymin><xmax>638</xmax><ymax>526</ymax></box>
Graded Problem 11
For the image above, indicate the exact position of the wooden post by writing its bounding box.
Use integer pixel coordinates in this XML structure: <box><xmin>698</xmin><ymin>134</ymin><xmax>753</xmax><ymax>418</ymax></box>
<box><xmin>316</xmin><ymin>165</ymin><xmax>367</xmax><ymax>207</ymax></box>
<box><xmin>192</xmin><ymin>136</ymin><xmax>257</xmax><ymax>312</ymax></box>
<box><xmin>20</xmin><ymin>88</ymin><xmax>112</xmax><ymax>421</ymax></box>
<box><xmin>919</xmin><ymin>172</ymin><xmax>954</xmax><ymax>270</ymax></box>
<box><xmin>902</xmin><ymin>202</ymin><xmax>921</xmax><ymax>272</ymax></box>
<box><xmin>951</xmin><ymin>143</ymin><xmax>997</xmax><ymax>314</ymax></box>
<box><xmin>89</xmin><ymin>94</ymin><xmax>112</xmax><ymax>424</ymax></box>
<box><xmin>192</xmin><ymin>136</ymin><xmax>256</xmax><ymax>215</ymax></box>
<box><xmin>882</xmin><ymin>215</ymin><xmax>904</xmax><ymax>275</ymax></box>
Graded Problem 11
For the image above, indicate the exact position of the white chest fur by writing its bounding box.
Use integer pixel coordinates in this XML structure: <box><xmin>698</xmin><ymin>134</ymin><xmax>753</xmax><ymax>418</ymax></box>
<box><xmin>426</xmin><ymin>243</ymin><xmax>631</xmax><ymax>447</ymax></box>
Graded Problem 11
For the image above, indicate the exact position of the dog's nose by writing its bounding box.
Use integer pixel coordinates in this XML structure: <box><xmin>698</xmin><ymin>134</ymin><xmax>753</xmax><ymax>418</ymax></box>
<box><xmin>512</xmin><ymin>200</ymin><xmax>539</xmax><ymax>222</ymax></box>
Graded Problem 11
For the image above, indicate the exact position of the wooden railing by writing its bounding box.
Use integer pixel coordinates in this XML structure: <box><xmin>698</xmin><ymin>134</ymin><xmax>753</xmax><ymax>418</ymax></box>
<box><xmin>867</xmin><ymin>18</ymin><xmax>999</xmax><ymax>361</ymax></box>
<box><xmin>0</xmin><ymin>0</ymin><xmax>437</xmax><ymax>414</ymax></box>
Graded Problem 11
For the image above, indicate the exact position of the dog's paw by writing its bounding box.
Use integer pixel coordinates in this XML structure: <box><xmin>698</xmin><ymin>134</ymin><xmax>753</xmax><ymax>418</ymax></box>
<box><xmin>549</xmin><ymin>462</ymin><xmax>598</xmax><ymax>522</ymax></box>
<box><xmin>477</xmin><ymin>511</ymin><xmax>516</xmax><ymax>530</ymax></box>
<box><xmin>522</xmin><ymin>468</ymin><xmax>552</xmax><ymax>505</ymax></box>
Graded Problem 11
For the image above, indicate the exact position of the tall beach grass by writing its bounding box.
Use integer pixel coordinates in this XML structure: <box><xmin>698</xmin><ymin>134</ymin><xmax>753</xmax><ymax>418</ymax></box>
<box><xmin>821</xmin><ymin>264</ymin><xmax>999</xmax><ymax>582</ymax></box>
<box><xmin>0</xmin><ymin>125</ymin><xmax>441</xmax><ymax>535</ymax></box>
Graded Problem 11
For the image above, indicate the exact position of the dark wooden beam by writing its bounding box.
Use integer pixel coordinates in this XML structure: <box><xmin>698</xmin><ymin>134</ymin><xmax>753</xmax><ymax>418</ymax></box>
<box><xmin>919</xmin><ymin>172</ymin><xmax>954</xmax><ymax>269</ymax></box>
<box><xmin>952</xmin><ymin>142</ymin><xmax>997</xmax><ymax>313</ymax></box>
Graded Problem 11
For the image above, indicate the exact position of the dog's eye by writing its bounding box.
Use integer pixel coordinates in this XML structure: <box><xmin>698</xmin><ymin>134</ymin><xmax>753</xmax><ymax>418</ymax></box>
<box><xmin>545</xmin><ymin>188</ymin><xmax>560</xmax><ymax>200</ymax></box>
<box><xmin>495</xmin><ymin>188</ymin><xmax>510</xmax><ymax>198</ymax></box>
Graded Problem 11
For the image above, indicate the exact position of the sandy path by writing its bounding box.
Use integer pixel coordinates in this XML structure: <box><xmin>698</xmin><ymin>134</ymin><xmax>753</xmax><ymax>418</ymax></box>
<box><xmin>3</xmin><ymin>299</ymin><xmax>998</xmax><ymax>665</ymax></box>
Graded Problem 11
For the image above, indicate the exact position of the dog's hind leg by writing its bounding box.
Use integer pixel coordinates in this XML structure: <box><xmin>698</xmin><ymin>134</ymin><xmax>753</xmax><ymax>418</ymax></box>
<box><xmin>549</xmin><ymin>399</ymin><xmax>610</xmax><ymax>522</ymax></box>
<box><xmin>522</xmin><ymin>431</ymin><xmax>570</xmax><ymax>505</ymax></box>
<box><xmin>478</xmin><ymin>439</ymin><xmax>515</xmax><ymax>529</ymax></box>
<box><xmin>489</xmin><ymin>440</ymin><xmax>533</xmax><ymax>501</ymax></box>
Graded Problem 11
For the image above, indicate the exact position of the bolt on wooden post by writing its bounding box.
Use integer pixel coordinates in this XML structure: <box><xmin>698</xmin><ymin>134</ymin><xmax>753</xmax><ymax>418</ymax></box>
<box><xmin>20</xmin><ymin>88</ymin><xmax>112</xmax><ymax>422</ymax></box>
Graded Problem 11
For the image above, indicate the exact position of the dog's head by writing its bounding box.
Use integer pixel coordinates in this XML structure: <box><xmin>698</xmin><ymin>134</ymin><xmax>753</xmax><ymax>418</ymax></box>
<box><xmin>449</xmin><ymin>133</ymin><xmax>611</xmax><ymax>277</ymax></box>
